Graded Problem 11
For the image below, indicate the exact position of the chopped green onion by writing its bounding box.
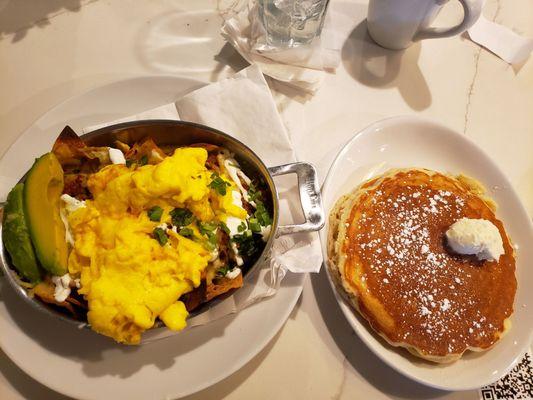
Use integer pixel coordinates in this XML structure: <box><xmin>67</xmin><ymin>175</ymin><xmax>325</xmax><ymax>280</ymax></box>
<box><xmin>147</xmin><ymin>206</ymin><xmax>163</xmax><ymax>222</ymax></box>
<box><xmin>203</xmin><ymin>231</ymin><xmax>217</xmax><ymax>251</ymax></box>
<box><xmin>153</xmin><ymin>227</ymin><xmax>168</xmax><ymax>246</ymax></box>
<box><xmin>125</xmin><ymin>155</ymin><xmax>149</xmax><ymax>168</ymax></box>
<box><xmin>247</xmin><ymin>182</ymin><xmax>261</xmax><ymax>203</ymax></box>
<box><xmin>198</xmin><ymin>221</ymin><xmax>218</xmax><ymax>234</ymax></box>
<box><xmin>209</xmin><ymin>173</ymin><xmax>231</xmax><ymax>196</ymax></box>
<box><xmin>231</xmin><ymin>232</ymin><xmax>260</xmax><ymax>257</ymax></box>
<box><xmin>179</xmin><ymin>227</ymin><xmax>194</xmax><ymax>238</ymax></box>
<box><xmin>170</xmin><ymin>208</ymin><xmax>194</xmax><ymax>227</ymax></box>
<box><xmin>216</xmin><ymin>265</ymin><xmax>230</xmax><ymax>277</ymax></box>
<box><xmin>254</xmin><ymin>202</ymin><xmax>272</xmax><ymax>227</ymax></box>
<box><xmin>197</xmin><ymin>221</ymin><xmax>219</xmax><ymax>250</ymax></box>
<box><xmin>248</xmin><ymin>218</ymin><xmax>261</xmax><ymax>233</ymax></box>
<box><xmin>219</xmin><ymin>221</ymin><xmax>230</xmax><ymax>235</ymax></box>
<box><xmin>237</xmin><ymin>221</ymin><xmax>247</xmax><ymax>233</ymax></box>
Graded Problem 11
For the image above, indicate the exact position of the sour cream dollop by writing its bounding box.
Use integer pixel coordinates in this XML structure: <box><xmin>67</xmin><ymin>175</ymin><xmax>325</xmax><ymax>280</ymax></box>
<box><xmin>445</xmin><ymin>218</ymin><xmax>504</xmax><ymax>261</ymax></box>
<box><xmin>60</xmin><ymin>194</ymin><xmax>86</xmax><ymax>245</ymax></box>
<box><xmin>108</xmin><ymin>147</ymin><xmax>126</xmax><ymax>164</ymax></box>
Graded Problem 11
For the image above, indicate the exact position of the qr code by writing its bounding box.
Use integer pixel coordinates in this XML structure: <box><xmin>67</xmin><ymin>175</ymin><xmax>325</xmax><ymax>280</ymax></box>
<box><xmin>480</xmin><ymin>352</ymin><xmax>533</xmax><ymax>400</ymax></box>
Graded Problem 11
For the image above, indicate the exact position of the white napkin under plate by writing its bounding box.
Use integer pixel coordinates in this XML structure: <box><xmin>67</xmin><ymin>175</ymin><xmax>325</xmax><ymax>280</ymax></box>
<box><xmin>82</xmin><ymin>65</ymin><xmax>322</xmax><ymax>340</ymax></box>
<box><xmin>219</xmin><ymin>0</ymin><xmax>351</xmax><ymax>93</ymax></box>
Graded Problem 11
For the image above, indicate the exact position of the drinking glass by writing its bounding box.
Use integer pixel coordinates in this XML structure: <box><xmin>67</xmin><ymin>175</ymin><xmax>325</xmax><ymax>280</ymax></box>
<box><xmin>258</xmin><ymin>0</ymin><xmax>330</xmax><ymax>48</ymax></box>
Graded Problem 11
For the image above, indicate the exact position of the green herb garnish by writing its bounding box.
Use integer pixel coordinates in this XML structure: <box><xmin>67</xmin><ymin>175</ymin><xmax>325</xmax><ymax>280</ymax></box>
<box><xmin>203</xmin><ymin>231</ymin><xmax>217</xmax><ymax>250</ymax></box>
<box><xmin>209</xmin><ymin>173</ymin><xmax>231</xmax><ymax>196</ymax></box>
<box><xmin>125</xmin><ymin>155</ymin><xmax>149</xmax><ymax>168</ymax></box>
<box><xmin>254</xmin><ymin>202</ymin><xmax>272</xmax><ymax>227</ymax></box>
<box><xmin>231</xmin><ymin>232</ymin><xmax>261</xmax><ymax>257</ymax></box>
<box><xmin>237</xmin><ymin>221</ymin><xmax>247</xmax><ymax>233</ymax></box>
<box><xmin>153</xmin><ymin>227</ymin><xmax>168</xmax><ymax>246</ymax></box>
<box><xmin>216</xmin><ymin>265</ymin><xmax>230</xmax><ymax>277</ymax></box>
<box><xmin>198</xmin><ymin>221</ymin><xmax>218</xmax><ymax>234</ymax></box>
<box><xmin>147</xmin><ymin>206</ymin><xmax>163</xmax><ymax>222</ymax></box>
<box><xmin>247</xmin><ymin>182</ymin><xmax>262</xmax><ymax>203</ymax></box>
<box><xmin>197</xmin><ymin>221</ymin><xmax>218</xmax><ymax>250</ymax></box>
<box><xmin>170</xmin><ymin>208</ymin><xmax>194</xmax><ymax>227</ymax></box>
<box><xmin>179</xmin><ymin>227</ymin><xmax>194</xmax><ymax>238</ymax></box>
<box><xmin>248</xmin><ymin>218</ymin><xmax>261</xmax><ymax>233</ymax></box>
<box><xmin>219</xmin><ymin>221</ymin><xmax>230</xmax><ymax>235</ymax></box>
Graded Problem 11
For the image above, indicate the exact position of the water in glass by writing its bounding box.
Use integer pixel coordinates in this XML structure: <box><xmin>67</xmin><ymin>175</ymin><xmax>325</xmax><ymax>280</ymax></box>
<box><xmin>258</xmin><ymin>0</ymin><xmax>330</xmax><ymax>48</ymax></box>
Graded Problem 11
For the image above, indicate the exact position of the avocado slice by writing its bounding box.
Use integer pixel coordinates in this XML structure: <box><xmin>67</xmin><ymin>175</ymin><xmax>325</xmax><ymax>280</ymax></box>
<box><xmin>23</xmin><ymin>152</ymin><xmax>68</xmax><ymax>276</ymax></box>
<box><xmin>2</xmin><ymin>183</ymin><xmax>42</xmax><ymax>283</ymax></box>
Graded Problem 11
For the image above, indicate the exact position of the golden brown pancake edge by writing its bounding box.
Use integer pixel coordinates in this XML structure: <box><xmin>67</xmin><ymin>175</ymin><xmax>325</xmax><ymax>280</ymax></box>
<box><xmin>327</xmin><ymin>168</ymin><xmax>516</xmax><ymax>363</ymax></box>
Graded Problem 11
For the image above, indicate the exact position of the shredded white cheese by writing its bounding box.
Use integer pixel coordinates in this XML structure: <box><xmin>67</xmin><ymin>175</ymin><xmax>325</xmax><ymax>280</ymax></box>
<box><xmin>52</xmin><ymin>274</ymin><xmax>73</xmax><ymax>302</ymax></box>
<box><xmin>225</xmin><ymin>267</ymin><xmax>242</xmax><ymax>280</ymax></box>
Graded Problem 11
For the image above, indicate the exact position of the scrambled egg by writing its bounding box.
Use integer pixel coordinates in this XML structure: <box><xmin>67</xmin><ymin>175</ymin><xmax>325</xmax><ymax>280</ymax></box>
<box><xmin>67</xmin><ymin>148</ymin><xmax>214</xmax><ymax>344</ymax></box>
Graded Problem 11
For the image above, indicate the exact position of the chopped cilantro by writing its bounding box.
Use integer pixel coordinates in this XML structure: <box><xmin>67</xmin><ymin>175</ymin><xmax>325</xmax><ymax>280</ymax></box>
<box><xmin>254</xmin><ymin>202</ymin><xmax>272</xmax><ymax>227</ymax></box>
<box><xmin>170</xmin><ymin>208</ymin><xmax>194</xmax><ymax>227</ymax></box>
<box><xmin>139</xmin><ymin>155</ymin><xmax>148</xmax><ymax>166</ymax></box>
<box><xmin>179</xmin><ymin>227</ymin><xmax>194</xmax><ymax>238</ymax></box>
<box><xmin>147</xmin><ymin>206</ymin><xmax>163</xmax><ymax>222</ymax></box>
<box><xmin>153</xmin><ymin>227</ymin><xmax>168</xmax><ymax>246</ymax></box>
<box><xmin>125</xmin><ymin>159</ymin><xmax>134</xmax><ymax>168</ymax></box>
<box><xmin>209</xmin><ymin>173</ymin><xmax>231</xmax><ymax>196</ymax></box>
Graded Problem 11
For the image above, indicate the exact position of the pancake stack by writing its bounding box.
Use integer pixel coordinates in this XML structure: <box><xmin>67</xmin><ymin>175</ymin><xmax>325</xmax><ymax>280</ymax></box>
<box><xmin>327</xmin><ymin>168</ymin><xmax>516</xmax><ymax>363</ymax></box>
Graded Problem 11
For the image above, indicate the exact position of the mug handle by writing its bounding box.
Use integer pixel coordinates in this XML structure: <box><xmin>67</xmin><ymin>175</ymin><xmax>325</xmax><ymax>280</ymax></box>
<box><xmin>414</xmin><ymin>0</ymin><xmax>483</xmax><ymax>41</ymax></box>
<box><xmin>268</xmin><ymin>162</ymin><xmax>325</xmax><ymax>237</ymax></box>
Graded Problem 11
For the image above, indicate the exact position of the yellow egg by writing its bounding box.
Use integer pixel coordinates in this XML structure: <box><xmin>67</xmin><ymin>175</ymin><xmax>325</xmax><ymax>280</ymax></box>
<box><xmin>67</xmin><ymin>147</ymin><xmax>213</xmax><ymax>344</ymax></box>
<box><xmin>160</xmin><ymin>301</ymin><xmax>188</xmax><ymax>331</ymax></box>
<box><xmin>211</xmin><ymin>176</ymin><xmax>247</xmax><ymax>220</ymax></box>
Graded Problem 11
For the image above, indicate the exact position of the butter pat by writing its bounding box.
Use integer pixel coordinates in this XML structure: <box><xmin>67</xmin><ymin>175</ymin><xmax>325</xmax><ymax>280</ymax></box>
<box><xmin>445</xmin><ymin>218</ymin><xmax>504</xmax><ymax>261</ymax></box>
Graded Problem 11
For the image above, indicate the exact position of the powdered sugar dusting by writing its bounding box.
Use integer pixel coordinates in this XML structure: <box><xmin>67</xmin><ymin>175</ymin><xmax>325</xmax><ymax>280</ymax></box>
<box><xmin>349</xmin><ymin>174</ymin><xmax>509</xmax><ymax>356</ymax></box>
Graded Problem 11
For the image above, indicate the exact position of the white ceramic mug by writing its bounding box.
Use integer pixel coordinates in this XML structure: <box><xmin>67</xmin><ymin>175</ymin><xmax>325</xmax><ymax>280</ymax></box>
<box><xmin>367</xmin><ymin>0</ymin><xmax>483</xmax><ymax>50</ymax></box>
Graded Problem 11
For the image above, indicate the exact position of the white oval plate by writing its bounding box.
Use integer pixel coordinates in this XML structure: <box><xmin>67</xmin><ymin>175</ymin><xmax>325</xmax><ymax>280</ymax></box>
<box><xmin>0</xmin><ymin>76</ymin><xmax>304</xmax><ymax>400</ymax></box>
<box><xmin>319</xmin><ymin>116</ymin><xmax>533</xmax><ymax>391</ymax></box>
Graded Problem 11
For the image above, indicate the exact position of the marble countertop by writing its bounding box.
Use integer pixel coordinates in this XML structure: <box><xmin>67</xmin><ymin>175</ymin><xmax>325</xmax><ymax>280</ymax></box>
<box><xmin>0</xmin><ymin>0</ymin><xmax>531</xmax><ymax>399</ymax></box>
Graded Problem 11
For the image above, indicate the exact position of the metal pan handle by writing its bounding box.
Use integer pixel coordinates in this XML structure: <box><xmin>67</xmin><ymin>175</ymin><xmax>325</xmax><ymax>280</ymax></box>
<box><xmin>268</xmin><ymin>162</ymin><xmax>325</xmax><ymax>237</ymax></box>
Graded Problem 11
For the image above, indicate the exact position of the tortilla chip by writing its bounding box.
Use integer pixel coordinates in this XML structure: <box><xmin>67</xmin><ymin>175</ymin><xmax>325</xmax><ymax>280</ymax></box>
<box><xmin>124</xmin><ymin>137</ymin><xmax>166</xmax><ymax>165</ymax></box>
<box><xmin>206</xmin><ymin>274</ymin><xmax>243</xmax><ymax>302</ymax></box>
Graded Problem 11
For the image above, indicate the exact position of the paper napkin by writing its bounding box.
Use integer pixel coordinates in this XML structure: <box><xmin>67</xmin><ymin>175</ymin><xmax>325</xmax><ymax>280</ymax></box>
<box><xmin>468</xmin><ymin>16</ymin><xmax>533</xmax><ymax>65</ymax></box>
<box><xmin>219</xmin><ymin>0</ymin><xmax>350</xmax><ymax>93</ymax></box>
<box><xmin>83</xmin><ymin>65</ymin><xmax>322</xmax><ymax>340</ymax></box>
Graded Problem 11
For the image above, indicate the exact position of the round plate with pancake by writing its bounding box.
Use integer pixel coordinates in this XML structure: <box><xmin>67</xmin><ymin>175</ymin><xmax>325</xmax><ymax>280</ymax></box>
<box><xmin>319</xmin><ymin>115</ymin><xmax>533</xmax><ymax>390</ymax></box>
